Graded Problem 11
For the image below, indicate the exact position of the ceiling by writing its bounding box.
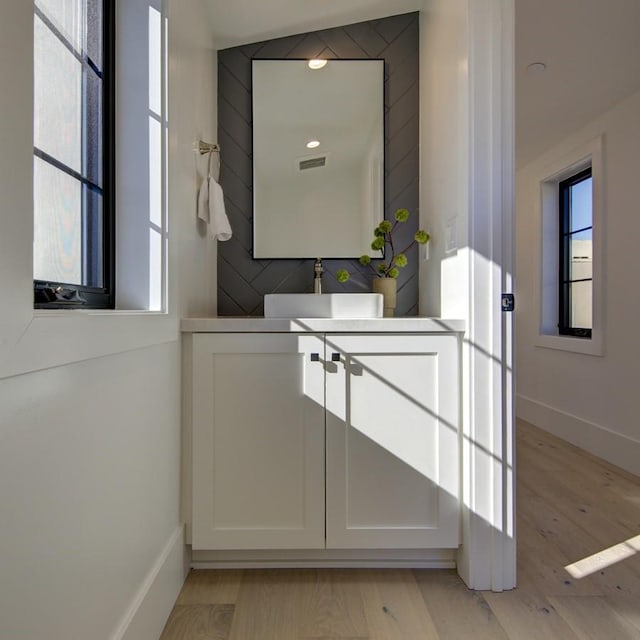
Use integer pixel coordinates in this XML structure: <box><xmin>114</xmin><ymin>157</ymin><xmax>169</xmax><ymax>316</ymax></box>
<box><xmin>204</xmin><ymin>0</ymin><xmax>423</xmax><ymax>49</ymax></box>
<box><xmin>204</xmin><ymin>0</ymin><xmax>640</xmax><ymax>169</ymax></box>
<box><xmin>515</xmin><ymin>0</ymin><xmax>640</xmax><ymax>167</ymax></box>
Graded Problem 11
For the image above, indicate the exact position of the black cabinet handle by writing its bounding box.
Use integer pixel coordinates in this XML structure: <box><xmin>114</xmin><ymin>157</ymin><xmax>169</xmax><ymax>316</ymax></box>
<box><xmin>310</xmin><ymin>353</ymin><xmax>320</xmax><ymax>362</ymax></box>
<box><xmin>331</xmin><ymin>352</ymin><xmax>341</xmax><ymax>362</ymax></box>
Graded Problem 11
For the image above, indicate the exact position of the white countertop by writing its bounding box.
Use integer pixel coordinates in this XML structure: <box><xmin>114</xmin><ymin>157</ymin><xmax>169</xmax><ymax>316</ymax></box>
<box><xmin>181</xmin><ymin>317</ymin><xmax>465</xmax><ymax>333</ymax></box>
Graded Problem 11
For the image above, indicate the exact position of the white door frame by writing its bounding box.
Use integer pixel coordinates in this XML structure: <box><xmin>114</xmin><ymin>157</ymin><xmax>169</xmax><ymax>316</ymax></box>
<box><xmin>456</xmin><ymin>0</ymin><xmax>516</xmax><ymax>591</ymax></box>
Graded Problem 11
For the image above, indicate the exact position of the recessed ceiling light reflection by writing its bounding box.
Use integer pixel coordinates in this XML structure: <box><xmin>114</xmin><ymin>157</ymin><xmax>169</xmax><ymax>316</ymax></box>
<box><xmin>526</xmin><ymin>62</ymin><xmax>547</xmax><ymax>75</ymax></box>
<box><xmin>308</xmin><ymin>59</ymin><xmax>327</xmax><ymax>70</ymax></box>
<box><xmin>306</xmin><ymin>140</ymin><xmax>321</xmax><ymax>149</ymax></box>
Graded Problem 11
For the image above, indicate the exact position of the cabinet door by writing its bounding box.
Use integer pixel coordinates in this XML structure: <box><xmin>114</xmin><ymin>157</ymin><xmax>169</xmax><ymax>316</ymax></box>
<box><xmin>325</xmin><ymin>333</ymin><xmax>460</xmax><ymax>549</ymax></box>
<box><xmin>191</xmin><ymin>333</ymin><xmax>326</xmax><ymax>550</ymax></box>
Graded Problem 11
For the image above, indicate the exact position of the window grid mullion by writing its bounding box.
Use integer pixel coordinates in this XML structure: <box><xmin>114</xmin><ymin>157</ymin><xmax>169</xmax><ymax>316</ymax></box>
<box><xmin>561</xmin><ymin>277</ymin><xmax>593</xmax><ymax>285</ymax></box>
<box><xmin>33</xmin><ymin>148</ymin><xmax>103</xmax><ymax>194</ymax></box>
<box><xmin>564</xmin><ymin>224</ymin><xmax>593</xmax><ymax>238</ymax></box>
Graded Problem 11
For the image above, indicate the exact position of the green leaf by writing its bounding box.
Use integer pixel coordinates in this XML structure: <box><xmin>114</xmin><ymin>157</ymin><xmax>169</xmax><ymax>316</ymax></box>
<box><xmin>388</xmin><ymin>268</ymin><xmax>400</xmax><ymax>278</ymax></box>
<box><xmin>414</xmin><ymin>230</ymin><xmax>430</xmax><ymax>244</ymax></box>
<box><xmin>336</xmin><ymin>268</ymin><xmax>350</xmax><ymax>283</ymax></box>
<box><xmin>371</xmin><ymin>236</ymin><xmax>385</xmax><ymax>251</ymax></box>
<box><xmin>377</xmin><ymin>263</ymin><xmax>387</xmax><ymax>274</ymax></box>
<box><xmin>394</xmin><ymin>208</ymin><xmax>410</xmax><ymax>222</ymax></box>
<box><xmin>359</xmin><ymin>254</ymin><xmax>371</xmax><ymax>265</ymax></box>
<box><xmin>394</xmin><ymin>253</ymin><xmax>408</xmax><ymax>268</ymax></box>
<box><xmin>378</xmin><ymin>220</ymin><xmax>392</xmax><ymax>233</ymax></box>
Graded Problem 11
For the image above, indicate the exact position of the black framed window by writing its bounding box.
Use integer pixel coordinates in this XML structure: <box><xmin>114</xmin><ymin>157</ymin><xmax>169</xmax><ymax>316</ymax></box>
<box><xmin>559</xmin><ymin>167</ymin><xmax>592</xmax><ymax>337</ymax></box>
<box><xmin>33</xmin><ymin>0</ymin><xmax>114</xmax><ymax>308</ymax></box>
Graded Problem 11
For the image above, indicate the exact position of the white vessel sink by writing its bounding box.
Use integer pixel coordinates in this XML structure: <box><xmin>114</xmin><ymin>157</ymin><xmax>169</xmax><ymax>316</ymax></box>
<box><xmin>264</xmin><ymin>293</ymin><xmax>383</xmax><ymax>319</ymax></box>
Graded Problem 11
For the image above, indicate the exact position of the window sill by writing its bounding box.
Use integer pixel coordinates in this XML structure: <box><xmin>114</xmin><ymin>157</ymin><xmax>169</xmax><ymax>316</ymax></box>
<box><xmin>535</xmin><ymin>332</ymin><xmax>603</xmax><ymax>357</ymax></box>
<box><xmin>33</xmin><ymin>309</ymin><xmax>168</xmax><ymax>318</ymax></box>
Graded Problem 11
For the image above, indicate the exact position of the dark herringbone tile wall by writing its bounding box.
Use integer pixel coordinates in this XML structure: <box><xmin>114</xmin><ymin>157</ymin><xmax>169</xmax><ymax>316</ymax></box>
<box><xmin>217</xmin><ymin>13</ymin><xmax>419</xmax><ymax>316</ymax></box>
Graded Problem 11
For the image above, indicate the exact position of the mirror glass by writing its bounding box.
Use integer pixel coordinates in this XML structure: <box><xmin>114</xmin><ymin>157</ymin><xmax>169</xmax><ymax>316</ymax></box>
<box><xmin>252</xmin><ymin>59</ymin><xmax>384</xmax><ymax>259</ymax></box>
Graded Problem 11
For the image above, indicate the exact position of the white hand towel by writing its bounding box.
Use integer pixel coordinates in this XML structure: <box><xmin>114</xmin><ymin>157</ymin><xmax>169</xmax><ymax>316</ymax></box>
<box><xmin>197</xmin><ymin>173</ymin><xmax>232</xmax><ymax>241</ymax></box>
<box><xmin>197</xmin><ymin>175</ymin><xmax>210</xmax><ymax>223</ymax></box>
<box><xmin>208</xmin><ymin>177</ymin><xmax>232</xmax><ymax>241</ymax></box>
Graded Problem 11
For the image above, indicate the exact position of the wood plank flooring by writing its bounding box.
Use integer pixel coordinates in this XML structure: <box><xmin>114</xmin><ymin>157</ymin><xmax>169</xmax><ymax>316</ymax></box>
<box><xmin>160</xmin><ymin>420</ymin><xmax>640</xmax><ymax>639</ymax></box>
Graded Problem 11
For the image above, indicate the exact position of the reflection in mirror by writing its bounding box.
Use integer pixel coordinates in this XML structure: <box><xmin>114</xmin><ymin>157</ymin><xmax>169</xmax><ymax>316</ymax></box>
<box><xmin>252</xmin><ymin>59</ymin><xmax>384</xmax><ymax>259</ymax></box>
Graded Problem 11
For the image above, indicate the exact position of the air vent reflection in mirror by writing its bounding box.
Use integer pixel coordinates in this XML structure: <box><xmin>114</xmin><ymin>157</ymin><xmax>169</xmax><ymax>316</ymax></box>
<box><xmin>299</xmin><ymin>156</ymin><xmax>326</xmax><ymax>171</ymax></box>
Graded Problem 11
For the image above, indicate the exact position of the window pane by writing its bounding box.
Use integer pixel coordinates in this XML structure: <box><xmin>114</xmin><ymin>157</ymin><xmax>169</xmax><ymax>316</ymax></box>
<box><xmin>149</xmin><ymin>6</ymin><xmax>162</xmax><ymax>116</ymax></box>
<box><xmin>149</xmin><ymin>116</ymin><xmax>162</xmax><ymax>227</ymax></box>
<box><xmin>570</xmin><ymin>229</ymin><xmax>592</xmax><ymax>280</ymax></box>
<box><xmin>84</xmin><ymin>185</ymin><xmax>104</xmax><ymax>287</ymax></box>
<box><xmin>35</xmin><ymin>0</ymin><xmax>83</xmax><ymax>53</ymax></box>
<box><xmin>86</xmin><ymin>0</ymin><xmax>103</xmax><ymax>70</ymax></box>
<box><xmin>570</xmin><ymin>280</ymin><xmax>592</xmax><ymax>329</ymax></box>
<box><xmin>34</xmin><ymin>157</ymin><xmax>82</xmax><ymax>285</ymax></box>
<box><xmin>34</xmin><ymin>15</ymin><xmax>82</xmax><ymax>172</ymax></box>
<box><xmin>84</xmin><ymin>67</ymin><xmax>103</xmax><ymax>186</ymax></box>
<box><xmin>570</xmin><ymin>177</ymin><xmax>592</xmax><ymax>232</ymax></box>
<box><xmin>149</xmin><ymin>228</ymin><xmax>163</xmax><ymax>311</ymax></box>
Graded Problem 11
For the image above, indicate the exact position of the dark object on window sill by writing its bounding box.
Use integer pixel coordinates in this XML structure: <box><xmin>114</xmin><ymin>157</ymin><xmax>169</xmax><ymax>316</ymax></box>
<box><xmin>559</xmin><ymin>327</ymin><xmax>592</xmax><ymax>339</ymax></box>
<box><xmin>35</xmin><ymin>285</ymin><xmax>87</xmax><ymax>307</ymax></box>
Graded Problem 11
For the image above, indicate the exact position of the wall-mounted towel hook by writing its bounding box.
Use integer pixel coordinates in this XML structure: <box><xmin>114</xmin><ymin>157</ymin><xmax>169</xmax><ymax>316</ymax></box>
<box><xmin>194</xmin><ymin>140</ymin><xmax>221</xmax><ymax>179</ymax></box>
<box><xmin>193</xmin><ymin>139</ymin><xmax>220</xmax><ymax>155</ymax></box>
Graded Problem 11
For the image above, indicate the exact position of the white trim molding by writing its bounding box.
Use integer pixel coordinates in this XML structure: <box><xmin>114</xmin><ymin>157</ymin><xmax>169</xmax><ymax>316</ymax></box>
<box><xmin>419</xmin><ymin>0</ymin><xmax>516</xmax><ymax>594</ymax></box>
<box><xmin>456</xmin><ymin>0</ymin><xmax>516</xmax><ymax>592</ymax></box>
<box><xmin>517</xmin><ymin>394</ymin><xmax>640</xmax><ymax>477</ymax></box>
<box><xmin>192</xmin><ymin>548</ymin><xmax>457</xmax><ymax>570</ymax></box>
<box><xmin>112</xmin><ymin>525</ymin><xmax>188</xmax><ymax>640</ymax></box>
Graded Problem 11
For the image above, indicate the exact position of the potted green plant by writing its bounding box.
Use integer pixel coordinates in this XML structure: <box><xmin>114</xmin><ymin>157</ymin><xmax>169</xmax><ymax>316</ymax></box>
<box><xmin>336</xmin><ymin>208</ymin><xmax>430</xmax><ymax>316</ymax></box>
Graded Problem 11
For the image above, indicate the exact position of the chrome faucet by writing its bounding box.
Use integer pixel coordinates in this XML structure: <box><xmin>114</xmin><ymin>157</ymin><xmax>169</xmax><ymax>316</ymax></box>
<box><xmin>313</xmin><ymin>258</ymin><xmax>323</xmax><ymax>294</ymax></box>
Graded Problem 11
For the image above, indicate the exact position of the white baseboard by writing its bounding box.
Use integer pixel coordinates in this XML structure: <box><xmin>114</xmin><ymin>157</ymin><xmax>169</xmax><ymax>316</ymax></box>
<box><xmin>112</xmin><ymin>525</ymin><xmax>189</xmax><ymax>640</ymax></box>
<box><xmin>192</xmin><ymin>559</ymin><xmax>456</xmax><ymax>570</ymax></box>
<box><xmin>191</xmin><ymin>547</ymin><xmax>456</xmax><ymax>570</ymax></box>
<box><xmin>517</xmin><ymin>394</ymin><xmax>640</xmax><ymax>477</ymax></box>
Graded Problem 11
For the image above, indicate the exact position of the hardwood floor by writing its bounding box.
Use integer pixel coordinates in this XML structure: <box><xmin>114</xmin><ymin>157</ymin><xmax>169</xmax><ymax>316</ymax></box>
<box><xmin>161</xmin><ymin>420</ymin><xmax>640</xmax><ymax>639</ymax></box>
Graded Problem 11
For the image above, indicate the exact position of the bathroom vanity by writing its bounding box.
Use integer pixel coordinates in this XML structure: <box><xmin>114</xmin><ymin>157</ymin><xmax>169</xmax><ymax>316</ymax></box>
<box><xmin>182</xmin><ymin>317</ymin><xmax>464</xmax><ymax>567</ymax></box>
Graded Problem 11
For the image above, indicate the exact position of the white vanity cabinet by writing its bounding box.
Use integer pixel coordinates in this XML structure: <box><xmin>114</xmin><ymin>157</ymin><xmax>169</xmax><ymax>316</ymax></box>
<box><xmin>191</xmin><ymin>332</ymin><xmax>326</xmax><ymax>550</ymax></box>
<box><xmin>325</xmin><ymin>333</ymin><xmax>460</xmax><ymax>549</ymax></box>
<box><xmin>186</xmin><ymin>320</ymin><xmax>462</xmax><ymax>556</ymax></box>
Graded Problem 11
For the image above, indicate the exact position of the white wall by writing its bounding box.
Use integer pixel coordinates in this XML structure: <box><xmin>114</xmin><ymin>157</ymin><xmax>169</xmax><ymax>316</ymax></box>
<box><xmin>418</xmin><ymin>0</ymin><xmax>469</xmax><ymax>319</ymax></box>
<box><xmin>169</xmin><ymin>1</ymin><xmax>219</xmax><ymax>318</ymax></box>
<box><xmin>516</xmin><ymin>88</ymin><xmax>640</xmax><ymax>476</ymax></box>
<box><xmin>0</xmin><ymin>0</ymin><xmax>218</xmax><ymax>638</ymax></box>
<box><xmin>0</xmin><ymin>345</ymin><xmax>182</xmax><ymax>640</ymax></box>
